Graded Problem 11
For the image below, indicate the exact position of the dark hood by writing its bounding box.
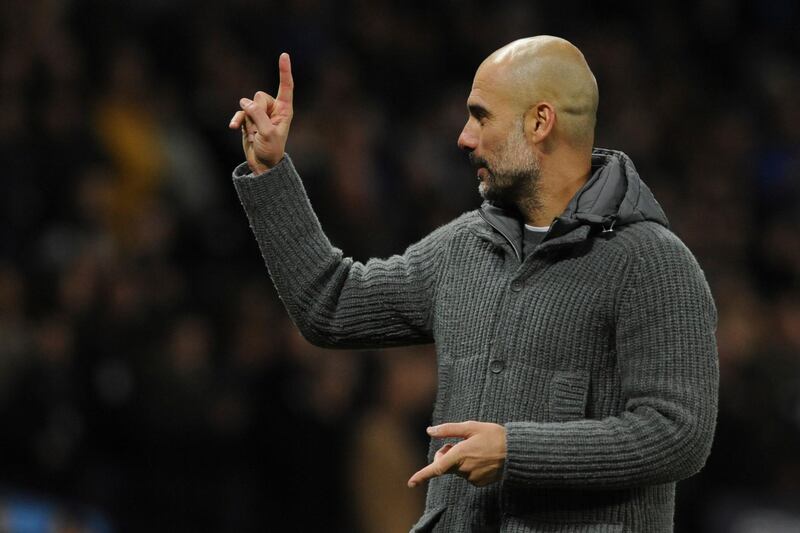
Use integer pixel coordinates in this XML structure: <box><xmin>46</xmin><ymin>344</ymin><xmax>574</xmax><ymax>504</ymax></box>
<box><xmin>552</xmin><ymin>147</ymin><xmax>668</xmax><ymax>234</ymax></box>
<box><xmin>479</xmin><ymin>148</ymin><xmax>669</xmax><ymax>256</ymax></box>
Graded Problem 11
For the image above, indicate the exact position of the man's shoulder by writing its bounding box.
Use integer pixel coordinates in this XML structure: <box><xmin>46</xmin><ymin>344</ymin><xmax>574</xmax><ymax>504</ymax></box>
<box><xmin>613</xmin><ymin>220</ymin><xmax>705</xmax><ymax>275</ymax></box>
<box><xmin>424</xmin><ymin>209</ymin><xmax>484</xmax><ymax>240</ymax></box>
<box><xmin>400</xmin><ymin>210</ymin><xmax>483</xmax><ymax>258</ymax></box>
<box><xmin>614</xmin><ymin>220</ymin><xmax>689</xmax><ymax>253</ymax></box>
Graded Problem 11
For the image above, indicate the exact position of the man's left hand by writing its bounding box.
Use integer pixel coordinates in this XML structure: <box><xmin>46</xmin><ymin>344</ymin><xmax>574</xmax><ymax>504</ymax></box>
<box><xmin>407</xmin><ymin>421</ymin><xmax>507</xmax><ymax>488</ymax></box>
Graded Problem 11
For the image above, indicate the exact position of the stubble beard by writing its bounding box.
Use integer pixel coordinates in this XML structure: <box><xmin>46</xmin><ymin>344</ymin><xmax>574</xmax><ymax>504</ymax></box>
<box><xmin>473</xmin><ymin>129</ymin><xmax>542</xmax><ymax>216</ymax></box>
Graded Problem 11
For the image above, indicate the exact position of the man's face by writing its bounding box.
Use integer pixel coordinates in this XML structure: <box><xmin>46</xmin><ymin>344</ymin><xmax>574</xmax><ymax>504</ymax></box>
<box><xmin>457</xmin><ymin>65</ymin><xmax>540</xmax><ymax>206</ymax></box>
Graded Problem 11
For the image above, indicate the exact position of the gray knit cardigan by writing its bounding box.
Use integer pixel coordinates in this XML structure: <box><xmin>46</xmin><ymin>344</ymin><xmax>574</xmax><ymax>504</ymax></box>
<box><xmin>232</xmin><ymin>148</ymin><xmax>719</xmax><ymax>533</ymax></box>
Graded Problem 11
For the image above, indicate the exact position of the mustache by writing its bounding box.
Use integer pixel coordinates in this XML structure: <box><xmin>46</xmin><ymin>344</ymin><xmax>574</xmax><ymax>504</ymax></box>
<box><xmin>469</xmin><ymin>153</ymin><xmax>489</xmax><ymax>171</ymax></box>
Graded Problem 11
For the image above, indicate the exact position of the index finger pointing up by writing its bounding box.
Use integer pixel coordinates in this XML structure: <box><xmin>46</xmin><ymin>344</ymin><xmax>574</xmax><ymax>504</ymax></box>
<box><xmin>276</xmin><ymin>52</ymin><xmax>294</xmax><ymax>106</ymax></box>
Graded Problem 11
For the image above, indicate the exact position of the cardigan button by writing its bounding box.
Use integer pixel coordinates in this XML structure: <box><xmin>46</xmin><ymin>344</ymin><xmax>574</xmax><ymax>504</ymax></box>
<box><xmin>489</xmin><ymin>359</ymin><xmax>505</xmax><ymax>373</ymax></box>
<box><xmin>510</xmin><ymin>280</ymin><xmax>523</xmax><ymax>292</ymax></box>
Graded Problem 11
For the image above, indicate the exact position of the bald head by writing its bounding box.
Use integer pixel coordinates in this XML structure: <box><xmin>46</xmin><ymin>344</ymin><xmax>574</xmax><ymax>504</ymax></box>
<box><xmin>479</xmin><ymin>36</ymin><xmax>598</xmax><ymax>149</ymax></box>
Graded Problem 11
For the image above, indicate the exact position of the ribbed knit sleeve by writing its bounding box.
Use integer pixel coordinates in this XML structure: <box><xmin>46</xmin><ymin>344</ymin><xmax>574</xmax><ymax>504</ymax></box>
<box><xmin>232</xmin><ymin>155</ymin><xmax>452</xmax><ymax>349</ymax></box>
<box><xmin>502</xmin><ymin>226</ymin><xmax>719</xmax><ymax>489</ymax></box>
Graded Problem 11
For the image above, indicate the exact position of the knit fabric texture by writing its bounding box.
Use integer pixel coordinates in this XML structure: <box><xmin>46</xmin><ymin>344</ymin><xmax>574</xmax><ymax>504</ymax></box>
<box><xmin>232</xmin><ymin>149</ymin><xmax>719</xmax><ymax>533</ymax></box>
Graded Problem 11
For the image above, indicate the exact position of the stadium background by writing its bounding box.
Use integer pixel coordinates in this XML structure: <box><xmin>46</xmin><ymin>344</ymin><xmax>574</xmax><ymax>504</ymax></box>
<box><xmin>0</xmin><ymin>0</ymin><xmax>798</xmax><ymax>531</ymax></box>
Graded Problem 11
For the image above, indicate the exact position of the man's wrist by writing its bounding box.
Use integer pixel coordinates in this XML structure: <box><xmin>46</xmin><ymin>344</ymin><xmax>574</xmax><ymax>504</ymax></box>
<box><xmin>251</xmin><ymin>153</ymin><xmax>286</xmax><ymax>175</ymax></box>
<box><xmin>250</xmin><ymin>161</ymin><xmax>271</xmax><ymax>175</ymax></box>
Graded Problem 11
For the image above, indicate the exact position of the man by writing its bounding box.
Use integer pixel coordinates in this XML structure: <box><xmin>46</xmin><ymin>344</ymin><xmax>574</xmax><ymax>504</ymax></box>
<box><xmin>228</xmin><ymin>36</ymin><xmax>718</xmax><ymax>533</ymax></box>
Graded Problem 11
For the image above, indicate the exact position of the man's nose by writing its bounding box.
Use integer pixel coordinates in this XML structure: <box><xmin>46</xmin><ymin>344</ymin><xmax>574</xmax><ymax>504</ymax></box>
<box><xmin>457</xmin><ymin>123</ymin><xmax>477</xmax><ymax>152</ymax></box>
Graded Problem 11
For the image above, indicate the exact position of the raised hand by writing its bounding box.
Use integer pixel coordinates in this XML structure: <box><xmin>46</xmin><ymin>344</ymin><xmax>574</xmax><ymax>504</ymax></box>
<box><xmin>229</xmin><ymin>52</ymin><xmax>294</xmax><ymax>174</ymax></box>
<box><xmin>407</xmin><ymin>421</ymin><xmax>507</xmax><ymax>488</ymax></box>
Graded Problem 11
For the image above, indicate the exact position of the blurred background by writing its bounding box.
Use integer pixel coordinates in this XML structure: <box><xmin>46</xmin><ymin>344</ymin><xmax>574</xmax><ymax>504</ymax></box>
<box><xmin>1</xmin><ymin>0</ymin><xmax>799</xmax><ymax>531</ymax></box>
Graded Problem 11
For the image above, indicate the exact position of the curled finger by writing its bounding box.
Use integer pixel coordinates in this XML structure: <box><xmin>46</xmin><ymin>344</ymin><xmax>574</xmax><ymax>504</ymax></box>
<box><xmin>229</xmin><ymin>110</ymin><xmax>246</xmax><ymax>129</ymax></box>
<box><xmin>434</xmin><ymin>443</ymin><xmax>454</xmax><ymax>461</ymax></box>
<box><xmin>254</xmin><ymin>91</ymin><xmax>276</xmax><ymax>114</ymax></box>
<box><xmin>244</xmin><ymin>114</ymin><xmax>258</xmax><ymax>143</ymax></box>
<box><xmin>240</xmin><ymin>97</ymin><xmax>274</xmax><ymax>135</ymax></box>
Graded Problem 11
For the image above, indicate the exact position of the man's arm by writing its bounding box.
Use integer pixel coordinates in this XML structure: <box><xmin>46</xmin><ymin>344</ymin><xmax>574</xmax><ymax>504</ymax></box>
<box><xmin>230</xmin><ymin>54</ymin><xmax>452</xmax><ymax>349</ymax></box>
<box><xmin>503</xmin><ymin>229</ymin><xmax>719</xmax><ymax>489</ymax></box>
<box><xmin>233</xmin><ymin>156</ymin><xmax>453</xmax><ymax>349</ymax></box>
<box><xmin>409</xmin><ymin>228</ymin><xmax>719</xmax><ymax>489</ymax></box>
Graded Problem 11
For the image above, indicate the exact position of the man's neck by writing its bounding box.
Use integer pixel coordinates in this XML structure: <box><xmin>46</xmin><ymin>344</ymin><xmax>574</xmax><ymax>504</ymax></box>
<box><xmin>518</xmin><ymin>158</ymin><xmax>591</xmax><ymax>227</ymax></box>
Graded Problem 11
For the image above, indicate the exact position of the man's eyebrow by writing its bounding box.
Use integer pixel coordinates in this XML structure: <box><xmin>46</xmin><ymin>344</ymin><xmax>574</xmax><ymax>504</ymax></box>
<box><xmin>468</xmin><ymin>104</ymin><xmax>491</xmax><ymax>120</ymax></box>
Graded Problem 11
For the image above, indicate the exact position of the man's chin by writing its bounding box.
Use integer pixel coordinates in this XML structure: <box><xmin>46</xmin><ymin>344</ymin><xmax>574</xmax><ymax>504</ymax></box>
<box><xmin>478</xmin><ymin>183</ymin><xmax>514</xmax><ymax>208</ymax></box>
<box><xmin>479</xmin><ymin>182</ymin><xmax>501</xmax><ymax>203</ymax></box>
<box><xmin>478</xmin><ymin>181</ymin><xmax>489</xmax><ymax>200</ymax></box>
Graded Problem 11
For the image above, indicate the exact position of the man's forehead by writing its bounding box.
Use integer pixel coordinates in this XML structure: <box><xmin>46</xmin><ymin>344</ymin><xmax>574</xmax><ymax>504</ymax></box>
<box><xmin>474</xmin><ymin>59</ymin><xmax>505</xmax><ymax>83</ymax></box>
<box><xmin>468</xmin><ymin>65</ymin><xmax>514</xmax><ymax>110</ymax></box>
<box><xmin>466</xmin><ymin>87</ymin><xmax>487</xmax><ymax>106</ymax></box>
<box><xmin>465</xmin><ymin>86</ymin><xmax>494</xmax><ymax>115</ymax></box>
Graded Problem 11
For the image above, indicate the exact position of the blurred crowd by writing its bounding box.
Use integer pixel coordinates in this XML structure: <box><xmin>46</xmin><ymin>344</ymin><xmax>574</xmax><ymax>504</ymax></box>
<box><xmin>0</xmin><ymin>0</ymin><xmax>799</xmax><ymax>531</ymax></box>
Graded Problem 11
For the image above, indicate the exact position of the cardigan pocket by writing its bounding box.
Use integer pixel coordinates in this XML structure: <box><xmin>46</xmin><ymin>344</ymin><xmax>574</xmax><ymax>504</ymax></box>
<box><xmin>409</xmin><ymin>506</ymin><xmax>447</xmax><ymax>533</ymax></box>
<box><xmin>549</xmin><ymin>370</ymin><xmax>591</xmax><ymax>421</ymax></box>
<box><xmin>500</xmin><ymin>516</ymin><xmax>624</xmax><ymax>533</ymax></box>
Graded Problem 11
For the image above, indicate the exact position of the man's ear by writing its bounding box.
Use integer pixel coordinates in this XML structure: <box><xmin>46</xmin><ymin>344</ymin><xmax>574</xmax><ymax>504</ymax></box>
<box><xmin>524</xmin><ymin>102</ymin><xmax>556</xmax><ymax>145</ymax></box>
